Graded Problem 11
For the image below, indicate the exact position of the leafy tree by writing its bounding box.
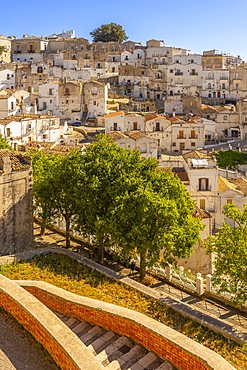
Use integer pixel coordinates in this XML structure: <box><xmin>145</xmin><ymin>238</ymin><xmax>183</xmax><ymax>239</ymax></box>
<box><xmin>207</xmin><ymin>203</ymin><xmax>247</xmax><ymax>305</ymax></box>
<box><xmin>0</xmin><ymin>46</ymin><xmax>4</xmax><ymax>56</ymax></box>
<box><xmin>32</xmin><ymin>149</ymin><xmax>84</xmax><ymax>247</ymax></box>
<box><xmin>76</xmin><ymin>135</ymin><xmax>136</xmax><ymax>262</ymax></box>
<box><xmin>0</xmin><ymin>134</ymin><xmax>13</xmax><ymax>151</ymax></box>
<box><xmin>90</xmin><ymin>23</ymin><xmax>128</xmax><ymax>43</ymax></box>
<box><xmin>111</xmin><ymin>168</ymin><xmax>202</xmax><ymax>281</ymax></box>
<box><xmin>214</xmin><ymin>150</ymin><xmax>247</xmax><ymax>170</ymax></box>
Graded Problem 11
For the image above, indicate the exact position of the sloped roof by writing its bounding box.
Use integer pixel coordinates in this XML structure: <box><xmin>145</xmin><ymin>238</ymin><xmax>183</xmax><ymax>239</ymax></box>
<box><xmin>218</xmin><ymin>176</ymin><xmax>244</xmax><ymax>194</ymax></box>
<box><xmin>0</xmin><ymin>149</ymin><xmax>30</xmax><ymax>173</ymax></box>
<box><xmin>145</xmin><ymin>114</ymin><xmax>167</xmax><ymax>122</ymax></box>
<box><xmin>183</xmin><ymin>150</ymin><xmax>211</xmax><ymax>163</ymax></box>
<box><xmin>105</xmin><ymin>111</ymin><xmax>124</xmax><ymax>118</ymax></box>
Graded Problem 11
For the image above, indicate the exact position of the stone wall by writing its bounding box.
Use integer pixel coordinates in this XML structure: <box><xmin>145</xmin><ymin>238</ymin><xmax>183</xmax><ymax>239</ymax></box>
<box><xmin>0</xmin><ymin>153</ymin><xmax>33</xmax><ymax>255</ymax></box>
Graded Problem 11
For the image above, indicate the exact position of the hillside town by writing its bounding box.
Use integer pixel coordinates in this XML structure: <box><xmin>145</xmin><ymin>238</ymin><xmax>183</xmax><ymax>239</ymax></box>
<box><xmin>0</xmin><ymin>25</ymin><xmax>247</xmax><ymax>370</ymax></box>
<box><xmin>1</xmin><ymin>29</ymin><xmax>247</xmax><ymax>272</ymax></box>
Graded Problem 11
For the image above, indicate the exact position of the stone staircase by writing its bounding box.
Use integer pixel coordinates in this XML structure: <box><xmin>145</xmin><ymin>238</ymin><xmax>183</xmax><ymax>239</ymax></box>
<box><xmin>54</xmin><ymin>312</ymin><xmax>176</xmax><ymax>370</ymax></box>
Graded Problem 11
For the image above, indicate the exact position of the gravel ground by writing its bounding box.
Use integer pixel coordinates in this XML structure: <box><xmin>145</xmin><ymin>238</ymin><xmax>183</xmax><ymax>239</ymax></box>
<box><xmin>0</xmin><ymin>310</ymin><xmax>60</xmax><ymax>370</ymax></box>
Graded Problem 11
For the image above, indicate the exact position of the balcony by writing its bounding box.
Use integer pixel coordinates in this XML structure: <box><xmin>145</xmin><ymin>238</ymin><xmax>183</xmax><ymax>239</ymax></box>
<box><xmin>196</xmin><ymin>185</ymin><xmax>212</xmax><ymax>191</ymax></box>
<box><xmin>177</xmin><ymin>135</ymin><xmax>186</xmax><ymax>139</ymax></box>
<box><xmin>190</xmin><ymin>72</ymin><xmax>198</xmax><ymax>76</ymax></box>
<box><xmin>220</xmin><ymin>76</ymin><xmax>228</xmax><ymax>80</ymax></box>
<box><xmin>175</xmin><ymin>72</ymin><xmax>183</xmax><ymax>75</ymax></box>
<box><xmin>189</xmin><ymin>135</ymin><xmax>198</xmax><ymax>139</ymax></box>
<box><xmin>205</xmin><ymin>75</ymin><xmax>214</xmax><ymax>80</ymax></box>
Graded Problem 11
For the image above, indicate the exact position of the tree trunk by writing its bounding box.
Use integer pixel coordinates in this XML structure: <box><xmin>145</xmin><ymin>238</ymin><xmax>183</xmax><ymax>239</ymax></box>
<box><xmin>140</xmin><ymin>249</ymin><xmax>147</xmax><ymax>282</ymax></box>
<box><xmin>65</xmin><ymin>216</ymin><xmax>70</xmax><ymax>249</ymax></box>
<box><xmin>40</xmin><ymin>220</ymin><xmax>46</xmax><ymax>235</ymax></box>
<box><xmin>98</xmin><ymin>237</ymin><xmax>104</xmax><ymax>263</ymax></box>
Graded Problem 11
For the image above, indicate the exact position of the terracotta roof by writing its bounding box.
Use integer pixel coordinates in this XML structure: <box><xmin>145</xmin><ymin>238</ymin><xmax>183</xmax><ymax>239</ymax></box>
<box><xmin>0</xmin><ymin>114</ymin><xmax>58</xmax><ymax>125</ymax></box>
<box><xmin>105</xmin><ymin>111</ymin><xmax>124</xmax><ymax>118</ymax></box>
<box><xmin>0</xmin><ymin>149</ymin><xmax>30</xmax><ymax>173</ymax></box>
<box><xmin>218</xmin><ymin>176</ymin><xmax>244</xmax><ymax>194</ymax></box>
<box><xmin>169</xmin><ymin>116</ymin><xmax>186</xmax><ymax>123</ymax></box>
<box><xmin>106</xmin><ymin>131</ymin><xmax>128</xmax><ymax>141</ymax></box>
<box><xmin>127</xmin><ymin>131</ymin><xmax>147</xmax><ymax>140</ymax></box>
<box><xmin>183</xmin><ymin>150</ymin><xmax>211</xmax><ymax>163</ymax></box>
<box><xmin>229</xmin><ymin>178</ymin><xmax>247</xmax><ymax>194</ymax></box>
<box><xmin>201</xmin><ymin>105</ymin><xmax>217</xmax><ymax>111</ymax></box>
<box><xmin>193</xmin><ymin>207</ymin><xmax>211</xmax><ymax>219</ymax></box>
<box><xmin>145</xmin><ymin>114</ymin><xmax>167</xmax><ymax>122</ymax></box>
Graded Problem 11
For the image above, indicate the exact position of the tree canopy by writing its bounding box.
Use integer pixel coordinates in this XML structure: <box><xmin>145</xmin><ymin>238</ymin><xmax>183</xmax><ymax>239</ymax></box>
<box><xmin>207</xmin><ymin>203</ymin><xmax>247</xmax><ymax>305</ymax></box>
<box><xmin>0</xmin><ymin>134</ymin><xmax>13</xmax><ymax>151</ymax></box>
<box><xmin>90</xmin><ymin>23</ymin><xmax>128</xmax><ymax>43</ymax></box>
<box><xmin>214</xmin><ymin>150</ymin><xmax>247</xmax><ymax>170</ymax></box>
<box><xmin>31</xmin><ymin>136</ymin><xmax>202</xmax><ymax>281</ymax></box>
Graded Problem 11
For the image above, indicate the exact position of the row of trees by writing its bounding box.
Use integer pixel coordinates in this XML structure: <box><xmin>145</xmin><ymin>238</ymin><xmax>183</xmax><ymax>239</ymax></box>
<box><xmin>31</xmin><ymin>135</ymin><xmax>202</xmax><ymax>281</ymax></box>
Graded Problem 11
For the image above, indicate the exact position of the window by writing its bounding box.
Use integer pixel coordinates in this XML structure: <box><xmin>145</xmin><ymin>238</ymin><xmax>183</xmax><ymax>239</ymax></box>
<box><xmin>10</xmin><ymin>102</ymin><xmax>14</xmax><ymax>110</ymax></box>
<box><xmin>199</xmin><ymin>178</ymin><xmax>209</xmax><ymax>191</ymax></box>
<box><xmin>200</xmin><ymin>199</ymin><xmax>205</xmax><ymax>210</ymax></box>
<box><xmin>133</xmin><ymin>122</ymin><xmax>137</xmax><ymax>130</ymax></box>
<box><xmin>6</xmin><ymin>128</ymin><xmax>10</xmax><ymax>136</ymax></box>
<box><xmin>227</xmin><ymin>199</ymin><xmax>232</xmax><ymax>204</ymax></box>
<box><xmin>49</xmin><ymin>88</ymin><xmax>53</xmax><ymax>95</ymax></box>
<box><xmin>65</xmin><ymin>88</ymin><xmax>70</xmax><ymax>95</ymax></box>
<box><xmin>93</xmin><ymin>101</ymin><xmax>96</xmax><ymax>106</ymax></box>
<box><xmin>172</xmin><ymin>142</ymin><xmax>176</xmax><ymax>146</ymax></box>
<box><xmin>178</xmin><ymin>130</ymin><xmax>184</xmax><ymax>138</ymax></box>
<box><xmin>66</xmin><ymin>99</ymin><xmax>69</xmax><ymax>104</ymax></box>
<box><xmin>50</xmin><ymin>99</ymin><xmax>52</xmax><ymax>103</ymax></box>
<box><xmin>191</xmin><ymin>142</ymin><xmax>195</xmax><ymax>146</ymax></box>
<box><xmin>180</xmin><ymin>142</ymin><xmax>185</xmax><ymax>150</ymax></box>
<box><xmin>190</xmin><ymin>130</ymin><xmax>196</xmax><ymax>138</ymax></box>
<box><xmin>37</xmin><ymin>66</ymin><xmax>43</xmax><ymax>73</ymax></box>
<box><xmin>7</xmin><ymin>74</ymin><xmax>10</xmax><ymax>80</ymax></box>
<box><xmin>156</xmin><ymin>122</ymin><xmax>160</xmax><ymax>131</ymax></box>
<box><xmin>223</xmin><ymin>115</ymin><xmax>227</xmax><ymax>120</ymax></box>
<box><xmin>208</xmin><ymin>83</ymin><xmax>211</xmax><ymax>89</ymax></box>
<box><xmin>113</xmin><ymin>122</ymin><xmax>117</xmax><ymax>131</ymax></box>
<box><xmin>170</xmin><ymin>69</ymin><xmax>173</xmax><ymax>73</ymax></box>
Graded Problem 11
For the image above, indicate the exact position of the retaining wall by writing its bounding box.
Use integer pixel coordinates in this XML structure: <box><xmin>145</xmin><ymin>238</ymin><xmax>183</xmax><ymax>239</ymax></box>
<box><xmin>15</xmin><ymin>279</ymin><xmax>235</xmax><ymax>370</ymax></box>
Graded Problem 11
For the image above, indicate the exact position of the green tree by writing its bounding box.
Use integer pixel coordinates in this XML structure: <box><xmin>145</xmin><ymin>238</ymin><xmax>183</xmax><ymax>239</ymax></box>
<box><xmin>32</xmin><ymin>149</ymin><xmax>84</xmax><ymax>247</ymax></box>
<box><xmin>111</xmin><ymin>169</ymin><xmax>202</xmax><ymax>281</ymax></box>
<box><xmin>90</xmin><ymin>23</ymin><xmax>128</xmax><ymax>43</ymax></box>
<box><xmin>76</xmin><ymin>135</ymin><xmax>136</xmax><ymax>262</ymax></box>
<box><xmin>214</xmin><ymin>150</ymin><xmax>247</xmax><ymax>170</ymax></box>
<box><xmin>0</xmin><ymin>46</ymin><xmax>4</xmax><ymax>56</ymax></box>
<box><xmin>207</xmin><ymin>203</ymin><xmax>247</xmax><ymax>305</ymax></box>
<box><xmin>0</xmin><ymin>134</ymin><xmax>13</xmax><ymax>150</ymax></box>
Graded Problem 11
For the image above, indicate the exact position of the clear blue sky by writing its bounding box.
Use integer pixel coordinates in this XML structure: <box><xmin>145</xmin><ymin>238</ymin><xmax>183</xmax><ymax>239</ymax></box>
<box><xmin>1</xmin><ymin>0</ymin><xmax>247</xmax><ymax>61</ymax></box>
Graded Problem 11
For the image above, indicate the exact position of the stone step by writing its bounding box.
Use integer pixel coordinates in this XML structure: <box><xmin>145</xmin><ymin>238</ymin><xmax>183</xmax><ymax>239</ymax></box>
<box><xmin>64</xmin><ymin>317</ymin><xmax>78</xmax><ymax>327</ymax></box>
<box><xmin>80</xmin><ymin>325</ymin><xmax>106</xmax><ymax>346</ymax></box>
<box><xmin>96</xmin><ymin>336</ymin><xmax>133</xmax><ymax>364</ymax></box>
<box><xmin>87</xmin><ymin>330</ymin><xmax>117</xmax><ymax>354</ymax></box>
<box><xmin>105</xmin><ymin>344</ymin><xmax>145</xmax><ymax>370</ymax></box>
<box><xmin>72</xmin><ymin>321</ymin><xmax>90</xmax><ymax>335</ymax></box>
<box><xmin>155</xmin><ymin>361</ymin><xmax>175</xmax><ymax>370</ymax></box>
<box><xmin>130</xmin><ymin>352</ymin><xmax>158</xmax><ymax>370</ymax></box>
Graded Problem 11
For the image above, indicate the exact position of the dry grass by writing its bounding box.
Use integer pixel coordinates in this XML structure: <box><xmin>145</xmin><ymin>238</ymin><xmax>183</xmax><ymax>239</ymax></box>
<box><xmin>0</xmin><ymin>253</ymin><xmax>246</xmax><ymax>370</ymax></box>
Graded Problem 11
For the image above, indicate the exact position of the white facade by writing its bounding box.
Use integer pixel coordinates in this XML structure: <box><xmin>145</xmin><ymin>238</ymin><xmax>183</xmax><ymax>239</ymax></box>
<box><xmin>202</xmin><ymin>70</ymin><xmax>230</xmax><ymax>100</ymax></box>
<box><xmin>0</xmin><ymin>69</ymin><xmax>15</xmax><ymax>90</ymax></box>
<box><xmin>38</xmin><ymin>83</ymin><xmax>59</xmax><ymax>115</ymax></box>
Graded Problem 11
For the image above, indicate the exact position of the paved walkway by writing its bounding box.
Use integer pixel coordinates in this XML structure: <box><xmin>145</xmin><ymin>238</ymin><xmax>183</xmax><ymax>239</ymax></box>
<box><xmin>1</xmin><ymin>224</ymin><xmax>247</xmax><ymax>347</ymax></box>
<box><xmin>0</xmin><ymin>310</ymin><xmax>59</xmax><ymax>370</ymax></box>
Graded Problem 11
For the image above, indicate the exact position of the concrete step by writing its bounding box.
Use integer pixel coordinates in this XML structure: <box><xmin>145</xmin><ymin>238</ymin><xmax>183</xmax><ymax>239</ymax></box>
<box><xmin>87</xmin><ymin>330</ymin><xmax>117</xmax><ymax>355</ymax></box>
<box><xmin>96</xmin><ymin>336</ymin><xmax>133</xmax><ymax>364</ymax></box>
<box><xmin>105</xmin><ymin>344</ymin><xmax>146</xmax><ymax>370</ymax></box>
<box><xmin>130</xmin><ymin>352</ymin><xmax>158</xmax><ymax>370</ymax></box>
<box><xmin>80</xmin><ymin>325</ymin><xmax>106</xmax><ymax>346</ymax></box>
<box><xmin>53</xmin><ymin>312</ymin><xmax>176</xmax><ymax>370</ymax></box>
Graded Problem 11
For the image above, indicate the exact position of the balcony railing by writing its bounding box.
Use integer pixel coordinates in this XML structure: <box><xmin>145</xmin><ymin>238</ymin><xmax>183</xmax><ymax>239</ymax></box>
<box><xmin>220</xmin><ymin>76</ymin><xmax>228</xmax><ymax>80</ymax></box>
<box><xmin>177</xmin><ymin>135</ymin><xmax>186</xmax><ymax>139</ymax></box>
<box><xmin>205</xmin><ymin>76</ymin><xmax>214</xmax><ymax>79</ymax></box>
<box><xmin>190</xmin><ymin>72</ymin><xmax>198</xmax><ymax>76</ymax></box>
<box><xmin>175</xmin><ymin>72</ymin><xmax>183</xmax><ymax>75</ymax></box>
<box><xmin>196</xmin><ymin>185</ymin><xmax>212</xmax><ymax>191</ymax></box>
<box><xmin>189</xmin><ymin>135</ymin><xmax>198</xmax><ymax>139</ymax></box>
